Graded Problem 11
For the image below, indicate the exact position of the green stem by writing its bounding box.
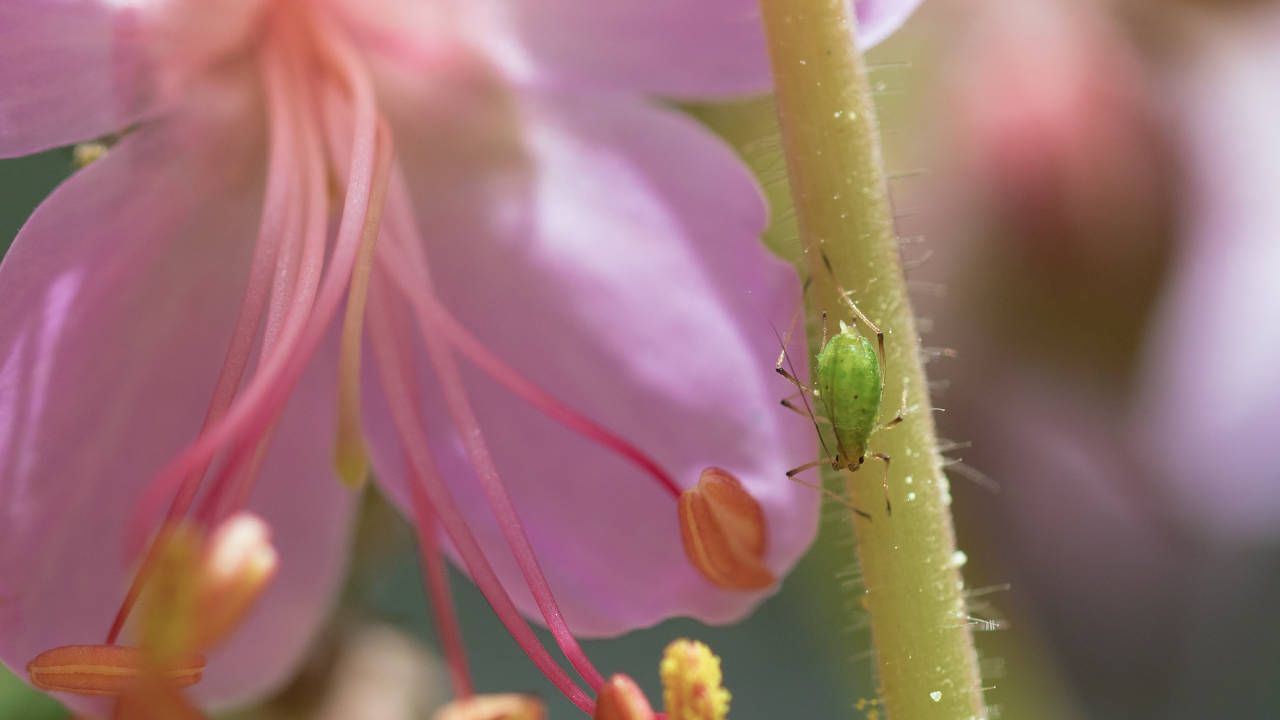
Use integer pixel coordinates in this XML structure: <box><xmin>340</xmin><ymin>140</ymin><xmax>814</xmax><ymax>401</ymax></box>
<box><xmin>759</xmin><ymin>2</ymin><xmax>987</xmax><ymax>718</ymax></box>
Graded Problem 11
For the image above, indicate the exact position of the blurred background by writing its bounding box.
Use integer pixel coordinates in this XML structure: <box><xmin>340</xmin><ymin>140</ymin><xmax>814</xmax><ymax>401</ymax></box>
<box><xmin>3</xmin><ymin>0</ymin><xmax>1279</xmax><ymax>717</ymax></box>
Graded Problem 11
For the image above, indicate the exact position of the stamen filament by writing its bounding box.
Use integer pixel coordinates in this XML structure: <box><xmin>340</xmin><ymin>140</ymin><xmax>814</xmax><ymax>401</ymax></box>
<box><xmin>409</xmin><ymin>483</ymin><xmax>474</xmax><ymax>699</ymax></box>
<box><xmin>376</xmin><ymin>171</ymin><xmax>605</xmax><ymax>693</ymax></box>
<box><xmin>195</xmin><ymin>33</ymin><xmax>336</xmax><ymax>528</ymax></box>
<box><xmin>130</xmin><ymin>10</ymin><xmax>386</xmax><ymax>555</ymax></box>
<box><xmin>430</xmin><ymin>305</ymin><xmax>682</xmax><ymax>498</ymax></box>
<box><xmin>367</xmin><ymin>280</ymin><xmax>594</xmax><ymax>714</ymax></box>
<box><xmin>106</xmin><ymin>30</ymin><xmax>309</xmax><ymax>645</ymax></box>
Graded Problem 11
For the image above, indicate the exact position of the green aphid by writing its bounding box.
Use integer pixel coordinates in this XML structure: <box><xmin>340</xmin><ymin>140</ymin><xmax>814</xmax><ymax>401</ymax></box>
<box><xmin>815</xmin><ymin>321</ymin><xmax>884</xmax><ymax>469</ymax></box>
<box><xmin>777</xmin><ymin>293</ymin><xmax>900</xmax><ymax>515</ymax></box>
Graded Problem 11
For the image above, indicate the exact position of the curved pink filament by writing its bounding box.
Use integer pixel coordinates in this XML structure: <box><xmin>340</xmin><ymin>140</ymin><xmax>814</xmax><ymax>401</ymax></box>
<box><xmin>129</xmin><ymin>10</ymin><xmax>384</xmax><ymax>554</ymax></box>
<box><xmin>106</xmin><ymin>30</ymin><xmax>306</xmax><ymax>644</ymax></box>
<box><xmin>367</xmin><ymin>279</ymin><xmax>593</xmax><ymax>714</ymax></box>
<box><xmin>431</xmin><ymin>305</ymin><xmax>682</xmax><ymax>498</ymax></box>
<box><xmin>410</xmin><ymin>481</ymin><xmax>474</xmax><ymax>699</ymax></box>
<box><xmin>375</xmin><ymin>168</ymin><xmax>606</xmax><ymax>693</ymax></box>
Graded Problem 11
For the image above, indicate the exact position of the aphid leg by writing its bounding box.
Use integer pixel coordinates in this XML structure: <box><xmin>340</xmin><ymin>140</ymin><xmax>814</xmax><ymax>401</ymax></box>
<box><xmin>781</xmin><ymin>397</ymin><xmax>820</xmax><ymax>419</ymax></box>
<box><xmin>772</xmin><ymin>323</ymin><xmax>838</xmax><ymax>462</ymax></box>
<box><xmin>876</xmin><ymin>384</ymin><xmax>910</xmax><ymax>432</ymax></box>
<box><xmin>785</xmin><ymin>460</ymin><xmax>825</xmax><ymax>478</ymax></box>
<box><xmin>773</xmin><ymin>307</ymin><xmax>813</xmax><ymax>392</ymax></box>
<box><xmin>787</xmin><ymin>469</ymin><xmax>872</xmax><ymax>520</ymax></box>
<box><xmin>781</xmin><ymin>392</ymin><xmax>829</xmax><ymax>421</ymax></box>
<box><xmin>817</xmin><ymin>248</ymin><xmax>888</xmax><ymax>388</ymax></box>
<box><xmin>837</xmin><ymin>289</ymin><xmax>886</xmax><ymax>382</ymax></box>
<box><xmin>870</xmin><ymin>452</ymin><xmax>893</xmax><ymax>515</ymax></box>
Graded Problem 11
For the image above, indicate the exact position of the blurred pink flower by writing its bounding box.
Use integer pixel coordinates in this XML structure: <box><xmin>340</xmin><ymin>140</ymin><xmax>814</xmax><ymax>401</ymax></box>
<box><xmin>1132</xmin><ymin>7</ymin><xmax>1280</xmax><ymax>545</ymax></box>
<box><xmin>0</xmin><ymin>0</ymin><xmax>920</xmax><ymax>716</ymax></box>
<box><xmin>939</xmin><ymin>0</ymin><xmax>1173</xmax><ymax>270</ymax></box>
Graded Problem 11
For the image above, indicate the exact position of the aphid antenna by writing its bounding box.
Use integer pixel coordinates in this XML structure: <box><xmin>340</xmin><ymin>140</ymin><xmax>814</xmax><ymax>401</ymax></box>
<box><xmin>867</xmin><ymin>60</ymin><xmax>913</xmax><ymax>71</ymax></box>
<box><xmin>897</xmin><ymin>233</ymin><xmax>927</xmax><ymax>246</ymax></box>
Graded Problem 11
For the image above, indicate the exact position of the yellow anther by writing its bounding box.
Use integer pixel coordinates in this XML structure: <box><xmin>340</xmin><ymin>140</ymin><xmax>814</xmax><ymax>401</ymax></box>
<box><xmin>595</xmin><ymin>674</ymin><xmax>655</xmax><ymax>720</ymax></box>
<box><xmin>678</xmin><ymin>468</ymin><xmax>774</xmax><ymax>590</ymax></box>
<box><xmin>660</xmin><ymin>639</ymin><xmax>730</xmax><ymax>720</ymax></box>
<box><xmin>27</xmin><ymin>645</ymin><xmax>204</xmax><ymax>697</ymax></box>
<box><xmin>433</xmin><ymin>693</ymin><xmax>546</xmax><ymax>720</ymax></box>
<box><xmin>194</xmin><ymin>513</ymin><xmax>279</xmax><ymax>650</ymax></box>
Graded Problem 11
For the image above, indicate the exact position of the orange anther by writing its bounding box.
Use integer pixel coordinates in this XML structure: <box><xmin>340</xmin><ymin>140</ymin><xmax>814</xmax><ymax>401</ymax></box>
<box><xmin>27</xmin><ymin>645</ymin><xmax>204</xmax><ymax>697</ymax></box>
<box><xmin>678</xmin><ymin>467</ymin><xmax>774</xmax><ymax>590</ymax></box>
<box><xmin>595</xmin><ymin>674</ymin><xmax>655</xmax><ymax>720</ymax></box>
<box><xmin>433</xmin><ymin>693</ymin><xmax>546</xmax><ymax>720</ymax></box>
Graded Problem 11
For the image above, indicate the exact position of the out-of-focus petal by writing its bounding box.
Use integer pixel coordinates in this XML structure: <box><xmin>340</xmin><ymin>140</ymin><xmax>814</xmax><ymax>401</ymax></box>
<box><xmin>348</xmin><ymin>0</ymin><xmax>920</xmax><ymax>99</ymax></box>
<box><xmin>1131</xmin><ymin>15</ymin><xmax>1280</xmax><ymax>545</ymax></box>
<box><xmin>0</xmin><ymin>0</ymin><xmax>266</xmax><ymax>158</ymax></box>
<box><xmin>0</xmin><ymin>71</ymin><xmax>353</xmax><ymax>714</ymax></box>
<box><xmin>0</xmin><ymin>0</ymin><xmax>158</xmax><ymax>156</ymax></box>
<box><xmin>489</xmin><ymin>0</ymin><xmax>923</xmax><ymax>98</ymax></box>
<box><xmin>364</xmin><ymin>71</ymin><xmax>816</xmax><ymax>636</ymax></box>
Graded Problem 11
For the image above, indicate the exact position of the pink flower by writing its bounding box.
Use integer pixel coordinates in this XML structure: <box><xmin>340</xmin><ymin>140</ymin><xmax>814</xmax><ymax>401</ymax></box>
<box><xmin>1131</xmin><ymin>7</ymin><xmax>1280</xmax><ymax>546</ymax></box>
<box><xmin>0</xmin><ymin>0</ymin><xmax>919</xmax><ymax>716</ymax></box>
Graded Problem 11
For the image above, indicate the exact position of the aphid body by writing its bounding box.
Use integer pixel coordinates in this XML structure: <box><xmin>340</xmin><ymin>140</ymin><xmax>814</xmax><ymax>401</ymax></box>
<box><xmin>814</xmin><ymin>321</ymin><xmax>883</xmax><ymax>470</ymax></box>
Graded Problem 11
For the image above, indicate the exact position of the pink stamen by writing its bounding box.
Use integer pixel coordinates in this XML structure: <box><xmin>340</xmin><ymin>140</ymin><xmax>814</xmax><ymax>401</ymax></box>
<box><xmin>408</xmin><ymin>463</ymin><xmax>474</xmax><ymax>699</ymax></box>
<box><xmin>194</xmin><ymin>20</ymin><xmax>334</xmax><ymax>530</ymax></box>
<box><xmin>431</xmin><ymin>305</ymin><xmax>682</xmax><ymax>498</ymax></box>
<box><xmin>129</xmin><ymin>10</ymin><xmax>385</xmax><ymax>554</ymax></box>
<box><xmin>367</xmin><ymin>280</ymin><xmax>594</xmax><ymax>714</ymax></box>
<box><xmin>375</xmin><ymin>170</ymin><xmax>606</xmax><ymax>694</ymax></box>
<box><xmin>105</xmin><ymin>31</ymin><xmax>308</xmax><ymax>644</ymax></box>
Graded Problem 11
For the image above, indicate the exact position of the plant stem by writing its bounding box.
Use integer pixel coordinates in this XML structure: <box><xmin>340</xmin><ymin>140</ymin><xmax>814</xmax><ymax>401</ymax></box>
<box><xmin>759</xmin><ymin>2</ymin><xmax>987</xmax><ymax>718</ymax></box>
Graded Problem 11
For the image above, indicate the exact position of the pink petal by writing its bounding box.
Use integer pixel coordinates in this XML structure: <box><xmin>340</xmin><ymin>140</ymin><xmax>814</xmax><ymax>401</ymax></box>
<box><xmin>0</xmin><ymin>0</ymin><xmax>268</xmax><ymax>157</ymax></box>
<box><xmin>1131</xmin><ymin>15</ymin><xmax>1280</xmax><ymax>545</ymax></box>
<box><xmin>365</xmin><ymin>83</ymin><xmax>817</xmax><ymax>637</ymax></box>
<box><xmin>352</xmin><ymin>0</ymin><xmax>920</xmax><ymax>99</ymax></box>
<box><xmin>490</xmin><ymin>0</ymin><xmax>921</xmax><ymax>98</ymax></box>
<box><xmin>0</xmin><ymin>0</ymin><xmax>158</xmax><ymax>156</ymax></box>
<box><xmin>0</xmin><ymin>73</ymin><xmax>353</xmax><ymax>713</ymax></box>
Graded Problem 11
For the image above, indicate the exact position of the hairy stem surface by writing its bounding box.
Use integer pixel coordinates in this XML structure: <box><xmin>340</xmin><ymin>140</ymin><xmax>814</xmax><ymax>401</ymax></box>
<box><xmin>759</xmin><ymin>2</ymin><xmax>987</xmax><ymax>718</ymax></box>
